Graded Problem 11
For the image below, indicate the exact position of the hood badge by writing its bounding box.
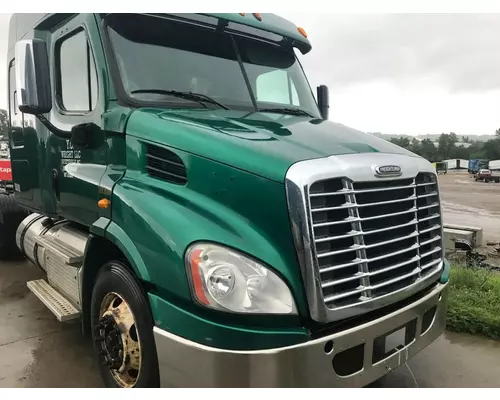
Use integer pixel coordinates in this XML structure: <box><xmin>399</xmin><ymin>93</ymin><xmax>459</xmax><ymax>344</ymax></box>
<box><xmin>374</xmin><ymin>165</ymin><xmax>402</xmax><ymax>177</ymax></box>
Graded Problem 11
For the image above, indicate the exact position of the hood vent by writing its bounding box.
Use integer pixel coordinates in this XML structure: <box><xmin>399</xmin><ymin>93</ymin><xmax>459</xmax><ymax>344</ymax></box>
<box><xmin>145</xmin><ymin>143</ymin><xmax>187</xmax><ymax>185</ymax></box>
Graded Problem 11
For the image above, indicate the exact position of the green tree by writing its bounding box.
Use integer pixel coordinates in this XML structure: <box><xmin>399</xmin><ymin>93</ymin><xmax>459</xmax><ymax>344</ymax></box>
<box><xmin>481</xmin><ymin>138</ymin><xmax>500</xmax><ymax>160</ymax></box>
<box><xmin>390</xmin><ymin>137</ymin><xmax>411</xmax><ymax>149</ymax></box>
<box><xmin>0</xmin><ymin>109</ymin><xmax>8</xmax><ymax>141</ymax></box>
<box><xmin>437</xmin><ymin>132</ymin><xmax>458</xmax><ymax>159</ymax></box>
<box><xmin>419</xmin><ymin>139</ymin><xmax>438</xmax><ymax>161</ymax></box>
<box><xmin>409</xmin><ymin>138</ymin><xmax>421</xmax><ymax>154</ymax></box>
<box><xmin>451</xmin><ymin>145</ymin><xmax>470</xmax><ymax>160</ymax></box>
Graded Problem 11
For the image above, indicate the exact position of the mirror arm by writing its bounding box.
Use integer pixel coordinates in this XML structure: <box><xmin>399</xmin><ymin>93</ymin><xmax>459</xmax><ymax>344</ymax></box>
<box><xmin>35</xmin><ymin>114</ymin><xmax>72</xmax><ymax>139</ymax></box>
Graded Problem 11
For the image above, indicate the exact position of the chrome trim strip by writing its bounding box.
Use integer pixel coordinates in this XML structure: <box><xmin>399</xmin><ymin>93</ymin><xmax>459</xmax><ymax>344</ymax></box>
<box><xmin>154</xmin><ymin>282</ymin><xmax>448</xmax><ymax>388</ymax></box>
<box><xmin>285</xmin><ymin>152</ymin><xmax>444</xmax><ymax>322</ymax></box>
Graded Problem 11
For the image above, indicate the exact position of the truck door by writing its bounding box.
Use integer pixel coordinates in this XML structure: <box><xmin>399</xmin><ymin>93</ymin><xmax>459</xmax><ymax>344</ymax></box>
<box><xmin>8</xmin><ymin>59</ymin><xmax>38</xmax><ymax>203</ymax></box>
<box><xmin>47</xmin><ymin>14</ymin><xmax>109</xmax><ymax>226</ymax></box>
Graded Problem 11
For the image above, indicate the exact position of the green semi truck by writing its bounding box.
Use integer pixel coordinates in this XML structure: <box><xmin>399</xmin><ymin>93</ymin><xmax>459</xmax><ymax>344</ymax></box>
<box><xmin>3</xmin><ymin>13</ymin><xmax>450</xmax><ymax>388</ymax></box>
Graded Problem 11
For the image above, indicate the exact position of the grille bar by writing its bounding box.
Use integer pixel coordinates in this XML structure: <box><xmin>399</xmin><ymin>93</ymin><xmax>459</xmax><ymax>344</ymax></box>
<box><xmin>365</xmin><ymin>242</ymin><xmax>420</xmax><ymax>263</ymax></box>
<box><xmin>363</xmin><ymin>219</ymin><xmax>418</xmax><ymax>235</ymax></box>
<box><xmin>371</xmin><ymin>255</ymin><xmax>421</xmax><ymax>276</ymax></box>
<box><xmin>416</xmin><ymin>182</ymin><xmax>436</xmax><ymax>187</ymax></box>
<box><xmin>312</xmin><ymin>195</ymin><xmax>416</xmax><ymax>212</ymax></box>
<box><xmin>420</xmin><ymin>246</ymin><xmax>442</xmax><ymax>259</ymax></box>
<box><xmin>315</xmin><ymin>231</ymin><xmax>362</xmax><ymax>243</ymax></box>
<box><xmin>419</xmin><ymin>214</ymin><xmax>440</xmax><ymax>223</ymax></box>
<box><xmin>317</xmin><ymin>230</ymin><xmax>419</xmax><ymax>258</ymax></box>
<box><xmin>420</xmin><ymin>236</ymin><xmax>442</xmax><ymax>246</ymax></box>
<box><xmin>321</xmin><ymin>254</ymin><xmax>421</xmax><ymax>289</ymax></box>
<box><xmin>419</xmin><ymin>202</ymin><xmax>440</xmax><ymax>211</ymax></box>
<box><xmin>319</xmin><ymin>259</ymin><xmax>364</xmax><ymax>273</ymax></box>
<box><xmin>418</xmin><ymin>192</ymin><xmax>438</xmax><ymax>199</ymax></box>
<box><xmin>313</xmin><ymin>217</ymin><xmax>359</xmax><ymax>228</ymax></box>
<box><xmin>420</xmin><ymin>224</ymin><xmax>441</xmax><ymax>234</ymax></box>
<box><xmin>309</xmin><ymin>172</ymin><xmax>443</xmax><ymax>310</ymax></box>
<box><xmin>422</xmin><ymin>258</ymin><xmax>442</xmax><ymax>270</ymax></box>
<box><xmin>323</xmin><ymin>266</ymin><xmax>423</xmax><ymax>303</ymax></box>
<box><xmin>360</xmin><ymin>207</ymin><xmax>417</xmax><ymax>221</ymax></box>
<box><xmin>312</xmin><ymin>203</ymin><xmax>356</xmax><ymax>212</ymax></box>
<box><xmin>310</xmin><ymin>183</ymin><xmax>417</xmax><ymax>197</ymax></box>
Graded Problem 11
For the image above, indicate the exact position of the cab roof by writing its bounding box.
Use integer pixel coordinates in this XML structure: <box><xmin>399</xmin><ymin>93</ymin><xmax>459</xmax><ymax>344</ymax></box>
<box><xmin>205</xmin><ymin>13</ymin><xmax>312</xmax><ymax>54</ymax></box>
<box><xmin>9</xmin><ymin>13</ymin><xmax>312</xmax><ymax>54</ymax></box>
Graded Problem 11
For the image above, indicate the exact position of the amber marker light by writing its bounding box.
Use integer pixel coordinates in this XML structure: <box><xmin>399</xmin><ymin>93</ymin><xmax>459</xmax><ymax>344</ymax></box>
<box><xmin>189</xmin><ymin>249</ymin><xmax>210</xmax><ymax>305</ymax></box>
<box><xmin>98</xmin><ymin>198</ymin><xmax>111</xmax><ymax>209</ymax></box>
<box><xmin>298</xmin><ymin>27</ymin><xmax>307</xmax><ymax>38</ymax></box>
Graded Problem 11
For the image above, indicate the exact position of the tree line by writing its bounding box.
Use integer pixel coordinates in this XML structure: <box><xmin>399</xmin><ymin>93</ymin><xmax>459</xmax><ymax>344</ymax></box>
<box><xmin>389</xmin><ymin>129</ymin><xmax>500</xmax><ymax>162</ymax></box>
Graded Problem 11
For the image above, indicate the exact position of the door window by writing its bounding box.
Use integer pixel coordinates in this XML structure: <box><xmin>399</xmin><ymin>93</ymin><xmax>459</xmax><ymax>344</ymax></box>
<box><xmin>56</xmin><ymin>29</ymin><xmax>98</xmax><ymax>112</ymax></box>
<box><xmin>8</xmin><ymin>60</ymin><xmax>24</xmax><ymax>147</ymax></box>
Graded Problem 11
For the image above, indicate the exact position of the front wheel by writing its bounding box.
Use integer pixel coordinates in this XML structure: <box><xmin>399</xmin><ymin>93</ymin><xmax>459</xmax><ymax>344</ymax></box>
<box><xmin>90</xmin><ymin>261</ymin><xmax>160</xmax><ymax>388</ymax></box>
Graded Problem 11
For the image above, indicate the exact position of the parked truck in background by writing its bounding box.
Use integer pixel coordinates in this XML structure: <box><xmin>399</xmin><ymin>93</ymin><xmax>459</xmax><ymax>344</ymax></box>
<box><xmin>433</xmin><ymin>161</ymin><xmax>447</xmax><ymax>175</ymax></box>
<box><xmin>475</xmin><ymin>168</ymin><xmax>500</xmax><ymax>183</ymax></box>
<box><xmin>468</xmin><ymin>158</ymin><xmax>489</xmax><ymax>174</ymax></box>
<box><xmin>3</xmin><ymin>13</ymin><xmax>450</xmax><ymax>388</ymax></box>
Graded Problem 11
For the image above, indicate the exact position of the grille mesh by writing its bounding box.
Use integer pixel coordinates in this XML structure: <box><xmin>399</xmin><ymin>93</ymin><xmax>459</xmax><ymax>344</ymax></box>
<box><xmin>309</xmin><ymin>172</ymin><xmax>442</xmax><ymax>309</ymax></box>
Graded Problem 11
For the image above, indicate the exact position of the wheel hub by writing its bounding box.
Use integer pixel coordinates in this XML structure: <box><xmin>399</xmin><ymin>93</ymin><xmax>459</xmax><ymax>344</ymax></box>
<box><xmin>95</xmin><ymin>292</ymin><xmax>142</xmax><ymax>388</ymax></box>
<box><xmin>94</xmin><ymin>314</ymin><xmax>124</xmax><ymax>370</ymax></box>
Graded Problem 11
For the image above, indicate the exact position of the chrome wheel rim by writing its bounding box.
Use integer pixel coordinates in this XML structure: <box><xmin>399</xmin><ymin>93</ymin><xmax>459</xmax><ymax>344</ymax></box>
<box><xmin>95</xmin><ymin>292</ymin><xmax>141</xmax><ymax>387</ymax></box>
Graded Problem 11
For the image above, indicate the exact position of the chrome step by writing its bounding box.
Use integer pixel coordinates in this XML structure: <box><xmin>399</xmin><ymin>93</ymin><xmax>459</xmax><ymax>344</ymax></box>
<box><xmin>34</xmin><ymin>235</ymin><xmax>83</xmax><ymax>266</ymax></box>
<box><xmin>27</xmin><ymin>279</ymin><xmax>81</xmax><ymax>322</ymax></box>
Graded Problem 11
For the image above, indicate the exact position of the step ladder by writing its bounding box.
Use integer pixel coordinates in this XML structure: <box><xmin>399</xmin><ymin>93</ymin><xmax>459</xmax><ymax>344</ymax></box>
<box><xmin>27</xmin><ymin>279</ymin><xmax>81</xmax><ymax>322</ymax></box>
<box><xmin>27</xmin><ymin>234</ymin><xmax>83</xmax><ymax>322</ymax></box>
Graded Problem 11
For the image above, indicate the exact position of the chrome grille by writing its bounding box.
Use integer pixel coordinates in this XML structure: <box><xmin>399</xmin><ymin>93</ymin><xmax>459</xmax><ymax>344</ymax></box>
<box><xmin>309</xmin><ymin>172</ymin><xmax>443</xmax><ymax>309</ymax></box>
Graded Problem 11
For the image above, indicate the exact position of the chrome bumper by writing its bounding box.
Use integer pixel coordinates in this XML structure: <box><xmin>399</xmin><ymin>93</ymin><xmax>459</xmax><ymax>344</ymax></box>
<box><xmin>153</xmin><ymin>282</ymin><xmax>448</xmax><ymax>387</ymax></box>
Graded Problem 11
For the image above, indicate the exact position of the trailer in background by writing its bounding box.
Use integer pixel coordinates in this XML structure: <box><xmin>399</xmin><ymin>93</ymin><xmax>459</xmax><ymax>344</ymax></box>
<box><xmin>434</xmin><ymin>161</ymin><xmax>448</xmax><ymax>174</ymax></box>
<box><xmin>490</xmin><ymin>160</ymin><xmax>500</xmax><ymax>171</ymax></box>
<box><xmin>468</xmin><ymin>159</ymin><xmax>489</xmax><ymax>174</ymax></box>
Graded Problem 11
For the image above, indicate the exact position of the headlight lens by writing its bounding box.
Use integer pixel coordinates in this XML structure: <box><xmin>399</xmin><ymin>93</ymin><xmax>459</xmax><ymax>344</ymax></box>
<box><xmin>185</xmin><ymin>243</ymin><xmax>297</xmax><ymax>315</ymax></box>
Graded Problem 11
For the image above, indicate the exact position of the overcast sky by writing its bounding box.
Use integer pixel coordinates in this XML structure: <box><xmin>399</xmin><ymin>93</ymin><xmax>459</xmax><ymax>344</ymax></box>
<box><xmin>0</xmin><ymin>13</ymin><xmax>499</xmax><ymax>136</ymax></box>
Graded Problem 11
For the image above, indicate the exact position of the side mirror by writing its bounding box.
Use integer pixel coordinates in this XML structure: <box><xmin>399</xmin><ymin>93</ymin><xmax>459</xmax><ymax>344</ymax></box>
<box><xmin>15</xmin><ymin>39</ymin><xmax>52</xmax><ymax>115</ymax></box>
<box><xmin>71</xmin><ymin>123</ymin><xmax>102</xmax><ymax>149</ymax></box>
<box><xmin>317</xmin><ymin>85</ymin><xmax>329</xmax><ymax>120</ymax></box>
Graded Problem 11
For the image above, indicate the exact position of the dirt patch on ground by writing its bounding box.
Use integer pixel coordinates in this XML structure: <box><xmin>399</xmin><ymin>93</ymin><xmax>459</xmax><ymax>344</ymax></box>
<box><xmin>438</xmin><ymin>171</ymin><xmax>500</xmax><ymax>243</ymax></box>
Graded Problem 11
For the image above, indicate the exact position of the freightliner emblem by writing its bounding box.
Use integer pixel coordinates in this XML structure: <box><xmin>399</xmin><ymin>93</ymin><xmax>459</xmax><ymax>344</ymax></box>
<box><xmin>375</xmin><ymin>165</ymin><xmax>402</xmax><ymax>176</ymax></box>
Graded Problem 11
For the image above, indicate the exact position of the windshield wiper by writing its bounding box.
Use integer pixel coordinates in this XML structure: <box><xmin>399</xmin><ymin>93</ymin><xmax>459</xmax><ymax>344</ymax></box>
<box><xmin>130</xmin><ymin>89</ymin><xmax>230</xmax><ymax>110</ymax></box>
<box><xmin>259</xmin><ymin>107</ymin><xmax>314</xmax><ymax>118</ymax></box>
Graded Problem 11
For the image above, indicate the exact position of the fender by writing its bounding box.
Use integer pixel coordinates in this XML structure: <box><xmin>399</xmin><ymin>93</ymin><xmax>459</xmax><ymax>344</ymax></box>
<box><xmin>104</xmin><ymin>220</ymin><xmax>151</xmax><ymax>282</ymax></box>
<box><xmin>80</xmin><ymin>217</ymin><xmax>151</xmax><ymax>335</ymax></box>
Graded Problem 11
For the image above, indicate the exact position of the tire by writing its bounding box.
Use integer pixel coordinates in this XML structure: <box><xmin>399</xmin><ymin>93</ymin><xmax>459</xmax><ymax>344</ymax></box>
<box><xmin>90</xmin><ymin>260</ymin><xmax>160</xmax><ymax>388</ymax></box>
<box><xmin>0</xmin><ymin>194</ymin><xmax>28</xmax><ymax>260</ymax></box>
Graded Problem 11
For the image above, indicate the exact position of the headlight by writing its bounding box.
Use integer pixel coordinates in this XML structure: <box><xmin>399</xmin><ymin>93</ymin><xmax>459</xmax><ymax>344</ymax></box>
<box><xmin>185</xmin><ymin>243</ymin><xmax>297</xmax><ymax>315</ymax></box>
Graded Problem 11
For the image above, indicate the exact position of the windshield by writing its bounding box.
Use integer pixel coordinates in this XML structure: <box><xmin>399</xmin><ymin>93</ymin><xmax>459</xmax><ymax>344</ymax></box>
<box><xmin>105</xmin><ymin>14</ymin><xmax>321</xmax><ymax>118</ymax></box>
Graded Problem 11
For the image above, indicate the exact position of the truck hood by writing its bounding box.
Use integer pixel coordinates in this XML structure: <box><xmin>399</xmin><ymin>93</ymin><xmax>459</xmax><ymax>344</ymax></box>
<box><xmin>126</xmin><ymin>108</ymin><xmax>419</xmax><ymax>183</ymax></box>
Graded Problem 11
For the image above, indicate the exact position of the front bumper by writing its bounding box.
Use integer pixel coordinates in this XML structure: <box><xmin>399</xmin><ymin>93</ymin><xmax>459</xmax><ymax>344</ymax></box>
<box><xmin>153</xmin><ymin>282</ymin><xmax>448</xmax><ymax>387</ymax></box>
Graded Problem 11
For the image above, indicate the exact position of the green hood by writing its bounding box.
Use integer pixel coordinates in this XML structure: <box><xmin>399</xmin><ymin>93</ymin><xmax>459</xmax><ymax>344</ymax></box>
<box><xmin>126</xmin><ymin>108</ymin><xmax>419</xmax><ymax>183</ymax></box>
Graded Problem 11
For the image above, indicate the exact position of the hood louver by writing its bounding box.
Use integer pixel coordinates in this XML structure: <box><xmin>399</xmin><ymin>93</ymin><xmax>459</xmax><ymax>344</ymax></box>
<box><xmin>145</xmin><ymin>143</ymin><xmax>187</xmax><ymax>185</ymax></box>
